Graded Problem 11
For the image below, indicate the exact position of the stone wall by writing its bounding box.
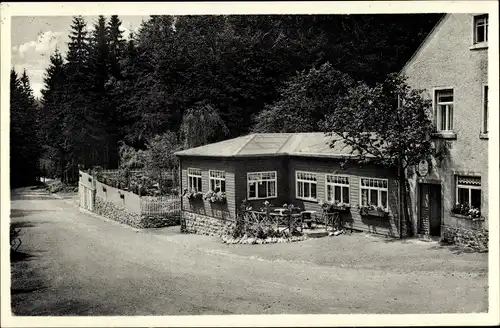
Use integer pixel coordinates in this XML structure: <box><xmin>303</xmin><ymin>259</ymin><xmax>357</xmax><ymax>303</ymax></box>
<box><xmin>95</xmin><ymin>196</ymin><xmax>179</xmax><ymax>229</ymax></box>
<box><xmin>140</xmin><ymin>215</ymin><xmax>180</xmax><ymax>229</ymax></box>
<box><xmin>181</xmin><ymin>211</ymin><xmax>234</xmax><ymax>236</ymax></box>
<box><xmin>95</xmin><ymin>196</ymin><xmax>142</xmax><ymax>228</ymax></box>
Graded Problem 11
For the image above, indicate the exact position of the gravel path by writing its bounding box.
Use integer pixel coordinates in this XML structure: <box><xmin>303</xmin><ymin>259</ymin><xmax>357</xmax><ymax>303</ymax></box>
<box><xmin>9</xmin><ymin>186</ymin><xmax>488</xmax><ymax>315</ymax></box>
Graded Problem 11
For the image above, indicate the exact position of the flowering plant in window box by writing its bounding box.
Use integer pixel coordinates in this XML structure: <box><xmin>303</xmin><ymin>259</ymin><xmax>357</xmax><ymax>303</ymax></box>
<box><xmin>358</xmin><ymin>205</ymin><xmax>389</xmax><ymax>217</ymax></box>
<box><xmin>319</xmin><ymin>200</ymin><xmax>351</xmax><ymax>212</ymax></box>
<box><xmin>204</xmin><ymin>188</ymin><xmax>227</xmax><ymax>204</ymax></box>
<box><xmin>451</xmin><ymin>203</ymin><xmax>482</xmax><ymax>220</ymax></box>
<box><xmin>182</xmin><ymin>188</ymin><xmax>203</xmax><ymax>201</ymax></box>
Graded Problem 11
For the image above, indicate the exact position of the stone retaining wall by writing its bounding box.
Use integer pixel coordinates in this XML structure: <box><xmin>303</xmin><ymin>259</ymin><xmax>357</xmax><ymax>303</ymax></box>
<box><xmin>95</xmin><ymin>197</ymin><xmax>179</xmax><ymax>229</ymax></box>
<box><xmin>181</xmin><ymin>211</ymin><xmax>234</xmax><ymax>236</ymax></box>
<box><xmin>442</xmin><ymin>225</ymin><xmax>488</xmax><ymax>251</ymax></box>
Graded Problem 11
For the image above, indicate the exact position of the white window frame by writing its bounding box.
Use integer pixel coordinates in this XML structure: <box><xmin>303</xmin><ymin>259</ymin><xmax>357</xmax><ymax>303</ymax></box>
<box><xmin>247</xmin><ymin>171</ymin><xmax>277</xmax><ymax>200</ymax></box>
<box><xmin>455</xmin><ymin>176</ymin><xmax>481</xmax><ymax>208</ymax></box>
<box><xmin>473</xmin><ymin>14</ymin><xmax>488</xmax><ymax>44</ymax></box>
<box><xmin>187</xmin><ymin>168</ymin><xmax>202</xmax><ymax>192</ymax></box>
<box><xmin>295</xmin><ymin>171</ymin><xmax>318</xmax><ymax>202</ymax></box>
<box><xmin>434</xmin><ymin>88</ymin><xmax>454</xmax><ymax>132</ymax></box>
<box><xmin>325</xmin><ymin>174</ymin><xmax>350</xmax><ymax>205</ymax></box>
<box><xmin>482</xmin><ymin>84</ymin><xmax>488</xmax><ymax>134</ymax></box>
<box><xmin>359</xmin><ymin>177</ymin><xmax>389</xmax><ymax>209</ymax></box>
<box><xmin>209</xmin><ymin>170</ymin><xmax>226</xmax><ymax>192</ymax></box>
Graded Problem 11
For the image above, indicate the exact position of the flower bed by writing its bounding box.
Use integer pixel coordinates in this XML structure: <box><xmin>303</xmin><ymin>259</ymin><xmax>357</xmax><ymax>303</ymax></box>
<box><xmin>221</xmin><ymin>234</ymin><xmax>306</xmax><ymax>244</ymax></box>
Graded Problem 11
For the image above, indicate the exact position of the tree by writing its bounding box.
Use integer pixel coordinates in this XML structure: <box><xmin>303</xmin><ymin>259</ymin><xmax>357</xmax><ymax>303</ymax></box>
<box><xmin>63</xmin><ymin>15</ymin><xmax>109</xmax><ymax>178</ymax></box>
<box><xmin>107</xmin><ymin>15</ymin><xmax>126</xmax><ymax>79</ymax></box>
<box><xmin>322</xmin><ymin>73</ymin><xmax>435</xmax><ymax>237</ymax></box>
<box><xmin>10</xmin><ymin>69</ymin><xmax>41</xmax><ymax>187</ymax></box>
<box><xmin>252</xmin><ymin>62</ymin><xmax>355</xmax><ymax>133</ymax></box>
<box><xmin>40</xmin><ymin>48</ymin><xmax>67</xmax><ymax>180</ymax></box>
<box><xmin>142</xmin><ymin>132</ymin><xmax>181</xmax><ymax>193</ymax></box>
<box><xmin>179</xmin><ymin>102</ymin><xmax>229</xmax><ymax>149</ymax></box>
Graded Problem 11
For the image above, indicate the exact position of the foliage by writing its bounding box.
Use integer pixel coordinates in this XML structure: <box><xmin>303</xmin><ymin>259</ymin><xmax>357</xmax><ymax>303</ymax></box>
<box><xmin>118</xmin><ymin>142</ymin><xmax>145</xmax><ymax>169</ymax></box>
<box><xmin>318</xmin><ymin>200</ymin><xmax>351</xmax><ymax>212</ymax></box>
<box><xmin>10</xmin><ymin>69</ymin><xmax>42</xmax><ymax>187</ymax></box>
<box><xmin>451</xmin><ymin>203</ymin><xmax>482</xmax><ymax>220</ymax></box>
<box><xmin>358</xmin><ymin>204</ymin><xmax>389</xmax><ymax>217</ymax></box>
<box><xmin>28</xmin><ymin>14</ymin><xmax>441</xmax><ymax>186</ymax></box>
<box><xmin>179</xmin><ymin>102</ymin><xmax>229</xmax><ymax>148</ymax></box>
<box><xmin>322</xmin><ymin>74</ymin><xmax>434</xmax><ymax>169</ymax></box>
<box><xmin>182</xmin><ymin>188</ymin><xmax>203</xmax><ymax>201</ymax></box>
<box><xmin>142</xmin><ymin>132</ymin><xmax>180</xmax><ymax>185</ymax></box>
<box><xmin>204</xmin><ymin>189</ymin><xmax>227</xmax><ymax>204</ymax></box>
<box><xmin>253</xmin><ymin>62</ymin><xmax>355</xmax><ymax>133</ymax></box>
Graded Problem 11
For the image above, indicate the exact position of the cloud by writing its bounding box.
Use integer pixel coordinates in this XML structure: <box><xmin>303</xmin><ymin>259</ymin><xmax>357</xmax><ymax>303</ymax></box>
<box><xmin>17</xmin><ymin>31</ymin><xmax>64</xmax><ymax>59</ymax></box>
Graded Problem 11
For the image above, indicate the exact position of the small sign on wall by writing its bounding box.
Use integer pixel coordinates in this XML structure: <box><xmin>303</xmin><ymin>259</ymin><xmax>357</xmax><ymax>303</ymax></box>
<box><xmin>417</xmin><ymin>159</ymin><xmax>429</xmax><ymax>177</ymax></box>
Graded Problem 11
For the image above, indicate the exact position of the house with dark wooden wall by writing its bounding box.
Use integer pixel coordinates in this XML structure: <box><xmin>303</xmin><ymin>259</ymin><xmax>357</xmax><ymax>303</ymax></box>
<box><xmin>175</xmin><ymin>133</ymin><xmax>405</xmax><ymax>237</ymax></box>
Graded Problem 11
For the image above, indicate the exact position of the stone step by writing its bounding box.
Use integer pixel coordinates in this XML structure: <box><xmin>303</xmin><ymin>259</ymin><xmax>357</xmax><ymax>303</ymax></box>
<box><xmin>304</xmin><ymin>230</ymin><xmax>329</xmax><ymax>238</ymax></box>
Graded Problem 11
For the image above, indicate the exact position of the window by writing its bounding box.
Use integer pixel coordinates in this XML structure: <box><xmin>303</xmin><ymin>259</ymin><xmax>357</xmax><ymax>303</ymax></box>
<box><xmin>456</xmin><ymin>176</ymin><xmax>481</xmax><ymax>209</ymax></box>
<box><xmin>326</xmin><ymin>175</ymin><xmax>350</xmax><ymax>204</ymax></box>
<box><xmin>247</xmin><ymin>171</ymin><xmax>277</xmax><ymax>200</ymax></box>
<box><xmin>209</xmin><ymin>170</ymin><xmax>226</xmax><ymax>192</ymax></box>
<box><xmin>187</xmin><ymin>168</ymin><xmax>202</xmax><ymax>191</ymax></box>
<box><xmin>296</xmin><ymin>171</ymin><xmax>317</xmax><ymax>201</ymax></box>
<box><xmin>435</xmin><ymin>89</ymin><xmax>454</xmax><ymax>131</ymax></box>
<box><xmin>474</xmin><ymin>14</ymin><xmax>488</xmax><ymax>44</ymax></box>
<box><xmin>483</xmin><ymin>85</ymin><xmax>488</xmax><ymax>133</ymax></box>
<box><xmin>360</xmin><ymin>178</ymin><xmax>388</xmax><ymax>209</ymax></box>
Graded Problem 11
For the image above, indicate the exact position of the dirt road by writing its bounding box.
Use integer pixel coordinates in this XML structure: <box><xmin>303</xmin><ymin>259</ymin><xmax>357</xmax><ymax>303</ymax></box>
<box><xmin>9</xmin><ymin>186</ymin><xmax>488</xmax><ymax>315</ymax></box>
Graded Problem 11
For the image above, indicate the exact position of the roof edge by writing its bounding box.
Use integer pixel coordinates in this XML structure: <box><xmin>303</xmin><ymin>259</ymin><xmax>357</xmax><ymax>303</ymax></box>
<box><xmin>233</xmin><ymin>134</ymin><xmax>257</xmax><ymax>156</ymax></box>
<box><xmin>400</xmin><ymin>13</ymin><xmax>449</xmax><ymax>75</ymax></box>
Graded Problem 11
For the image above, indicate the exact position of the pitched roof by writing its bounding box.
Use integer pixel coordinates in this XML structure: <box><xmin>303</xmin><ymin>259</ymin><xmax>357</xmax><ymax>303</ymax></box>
<box><xmin>174</xmin><ymin>132</ymin><xmax>378</xmax><ymax>159</ymax></box>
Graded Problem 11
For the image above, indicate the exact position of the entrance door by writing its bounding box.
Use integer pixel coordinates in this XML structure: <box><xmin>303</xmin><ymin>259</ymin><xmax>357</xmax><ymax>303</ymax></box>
<box><xmin>419</xmin><ymin>184</ymin><xmax>442</xmax><ymax>236</ymax></box>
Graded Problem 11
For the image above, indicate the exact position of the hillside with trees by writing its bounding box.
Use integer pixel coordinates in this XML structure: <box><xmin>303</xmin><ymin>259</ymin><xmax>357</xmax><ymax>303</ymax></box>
<box><xmin>12</xmin><ymin>14</ymin><xmax>443</xmax><ymax>185</ymax></box>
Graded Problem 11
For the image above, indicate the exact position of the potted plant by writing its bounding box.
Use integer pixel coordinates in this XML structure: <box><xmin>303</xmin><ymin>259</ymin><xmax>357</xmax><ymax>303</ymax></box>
<box><xmin>319</xmin><ymin>200</ymin><xmax>351</xmax><ymax>212</ymax></box>
<box><xmin>358</xmin><ymin>204</ymin><xmax>389</xmax><ymax>217</ymax></box>
<box><xmin>451</xmin><ymin>203</ymin><xmax>482</xmax><ymax>220</ymax></box>
<box><xmin>183</xmin><ymin>188</ymin><xmax>203</xmax><ymax>201</ymax></box>
<box><xmin>204</xmin><ymin>188</ymin><xmax>227</xmax><ymax>204</ymax></box>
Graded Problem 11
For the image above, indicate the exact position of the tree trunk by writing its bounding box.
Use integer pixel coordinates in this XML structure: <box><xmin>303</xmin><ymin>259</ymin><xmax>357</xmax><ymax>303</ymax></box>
<box><xmin>398</xmin><ymin>158</ymin><xmax>410</xmax><ymax>238</ymax></box>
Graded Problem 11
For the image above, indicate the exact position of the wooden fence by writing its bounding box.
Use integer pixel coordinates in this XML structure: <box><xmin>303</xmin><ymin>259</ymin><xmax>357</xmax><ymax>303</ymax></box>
<box><xmin>140</xmin><ymin>195</ymin><xmax>181</xmax><ymax>216</ymax></box>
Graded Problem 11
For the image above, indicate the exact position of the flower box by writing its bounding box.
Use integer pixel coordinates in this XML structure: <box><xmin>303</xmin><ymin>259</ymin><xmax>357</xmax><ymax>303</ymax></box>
<box><xmin>319</xmin><ymin>201</ymin><xmax>351</xmax><ymax>212</ymax></box>
<box><xmin>450</xmin><ymin>203</ymin><xmax>481</xmax><ymax>219</ymax></box>
<box><xmin>204</xmin><ymin>189</ymin><xmax>227</xmax><ymax>204</ymax></box>
<box><xmin>358</xmin><ymin>205</ymin><xmax>389</xmax><ymax>218</ymax></box>
<box><xmin>183</xmin><ymin>188</ymin><xmax>203</xmax><ymax>201</ymax></box>
<box><xmin>450</xmin><ymin>212</ymin><xmax>485</xmax><ymax>222</ymax></box>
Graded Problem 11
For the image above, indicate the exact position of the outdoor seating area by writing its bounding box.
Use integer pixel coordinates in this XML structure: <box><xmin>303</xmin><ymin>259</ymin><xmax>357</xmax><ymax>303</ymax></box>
<box><xmin>242</xmin><ymin>205</ymin><xmax>345</xmax><ymax>235</ymax></box>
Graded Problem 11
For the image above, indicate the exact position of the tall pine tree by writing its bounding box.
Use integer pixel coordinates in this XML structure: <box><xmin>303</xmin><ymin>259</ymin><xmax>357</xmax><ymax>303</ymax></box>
<box><xmin>10</xmin><ymin>69</ymin><xmax>41</xmax><ymax>187</ymax></box>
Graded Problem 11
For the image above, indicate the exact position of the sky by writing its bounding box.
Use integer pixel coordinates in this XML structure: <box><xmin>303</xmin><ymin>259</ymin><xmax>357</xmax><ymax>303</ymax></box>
<box><xmin>11</xmin><ymin>16</ymin><xmax>149</xmax><ymax>99</ymax></box>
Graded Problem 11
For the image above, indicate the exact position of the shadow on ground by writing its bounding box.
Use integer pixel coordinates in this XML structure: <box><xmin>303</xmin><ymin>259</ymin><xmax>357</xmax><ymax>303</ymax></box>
<box><xmin>10</xmin><ymin>209</ymin><xmax>54</xmax><ymax>218</ymax></box>
<box><xmin>429</xmin><ymin>242</ymin><xmax>485</xmax><ymax>255</ymax></box>
<box><xmin>10</xmin><ymin>249</ymin><xmax>37</xmax><ymax>263</ymax></box>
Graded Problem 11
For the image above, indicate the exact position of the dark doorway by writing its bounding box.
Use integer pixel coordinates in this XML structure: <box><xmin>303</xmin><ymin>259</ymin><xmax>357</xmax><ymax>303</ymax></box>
<box><xmin>419</xmin><ymin>183</ymin><xmax>442</xmax><ymax>237</ymax></box>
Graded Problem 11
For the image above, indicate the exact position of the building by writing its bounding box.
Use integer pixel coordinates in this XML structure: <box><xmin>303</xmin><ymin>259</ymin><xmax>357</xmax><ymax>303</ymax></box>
<box><xmin>175</xmin><ymin>133</ymin><xmax>406</xmax><ymax>237</ymax></box>
<box><xmin>401</xmin><ymin>13</ymin><xmax>489</xmax><ymax>239</ymax></box>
